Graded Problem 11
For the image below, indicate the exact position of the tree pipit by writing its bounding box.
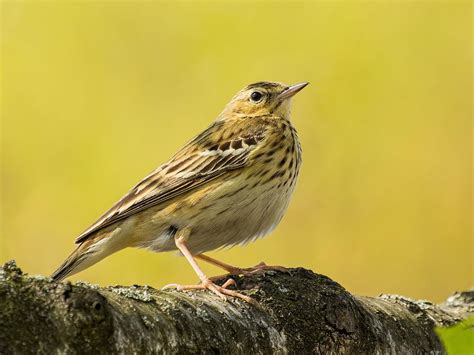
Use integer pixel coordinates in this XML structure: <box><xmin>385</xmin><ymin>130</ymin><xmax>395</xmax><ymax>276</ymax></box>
<box><xmin>52</xmin><ymin>81</ymin><xmax>308</xmax><ymax>303</ymax></box>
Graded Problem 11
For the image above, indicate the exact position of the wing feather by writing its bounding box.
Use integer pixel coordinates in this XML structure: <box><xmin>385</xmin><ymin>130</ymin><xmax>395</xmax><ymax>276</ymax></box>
<box><xmin>75</xmin><ymin>121</ymin><xmax>267</xmax><ymax>244</ymax></box>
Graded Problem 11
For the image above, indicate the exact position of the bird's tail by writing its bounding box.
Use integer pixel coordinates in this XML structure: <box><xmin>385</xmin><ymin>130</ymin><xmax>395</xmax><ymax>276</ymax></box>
<box><xmin>51</xmin><ymin>232</ymin><xmax>121</xmax><ymax>282</ymax></box>
<box><xmin>51</xmin><ymin>240</ymin><xmax>101</xmax><ymax>281</ymax></box>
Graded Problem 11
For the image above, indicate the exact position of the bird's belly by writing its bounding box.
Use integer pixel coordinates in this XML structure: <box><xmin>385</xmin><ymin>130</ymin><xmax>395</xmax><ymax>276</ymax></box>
<box><xmin>134</xmin><ymin>169</ymin><xmax>297</xmax><ymax>255</ymax></box>
<box><xmin>182</xmin><ymin>178</ymin><xmax>295</xmax><ymax>254</ymax></box>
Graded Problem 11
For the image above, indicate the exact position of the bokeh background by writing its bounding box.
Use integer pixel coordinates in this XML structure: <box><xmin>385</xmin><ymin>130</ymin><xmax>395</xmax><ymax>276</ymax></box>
<box><xmin>1</xmin><ymin>1</ymin><xmax>471</xmax><ymax>302</ymax></box>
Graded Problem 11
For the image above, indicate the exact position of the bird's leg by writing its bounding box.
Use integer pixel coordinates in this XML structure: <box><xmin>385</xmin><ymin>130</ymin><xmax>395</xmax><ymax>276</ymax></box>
<box><xmin>195</xmin><ymin>254</ymin><xmax>242</xmax><ymax>274</ymax></box>
<box><xmin>162</xmin><ymin>229</ymin><xmax>256</xmax><ymax>304</ymax></box>
<box><xmin>196</xmin><ymin>254</ymin><xmax>290</xmax><ymax>282</ymax></box>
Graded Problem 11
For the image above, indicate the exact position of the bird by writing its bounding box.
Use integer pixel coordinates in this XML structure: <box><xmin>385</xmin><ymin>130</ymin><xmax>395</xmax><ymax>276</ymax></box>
<box><xmin>52</xmin><ymin>81</ymin><xmax>308</xmax><ymax>303</ymax></box>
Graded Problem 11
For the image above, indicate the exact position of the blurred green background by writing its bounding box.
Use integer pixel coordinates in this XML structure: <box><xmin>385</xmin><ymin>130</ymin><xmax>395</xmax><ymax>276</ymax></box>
<box><xmin>1</xmin><ymin>1</ymin><xmax>471</xmax><ymax>302</ymax></box>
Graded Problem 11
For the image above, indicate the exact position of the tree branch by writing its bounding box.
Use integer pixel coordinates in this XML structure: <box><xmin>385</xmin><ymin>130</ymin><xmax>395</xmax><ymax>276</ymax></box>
<box><xmin>0</xmin><ymin>260</ymin><xmax>472</xmax><ymax>354</ymax></box>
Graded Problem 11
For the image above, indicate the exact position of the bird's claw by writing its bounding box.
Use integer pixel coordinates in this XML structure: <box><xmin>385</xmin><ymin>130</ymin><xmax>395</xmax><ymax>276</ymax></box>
<box><xmin>209</xmin><ymin>262</ymin><xmax>290</xmax><ymax>282</ymax></box>
<box><xmin>162</xmin><ymin>278</ymin><xmax>256</xmax><ymax>305</ymax></box>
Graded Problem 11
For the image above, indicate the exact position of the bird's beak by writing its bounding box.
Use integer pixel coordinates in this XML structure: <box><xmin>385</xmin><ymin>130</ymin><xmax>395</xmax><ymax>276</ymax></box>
<box><xmin>278</xmin><ymin>82</ymin><xmax>309</xmax><ymax>101</ymax></box>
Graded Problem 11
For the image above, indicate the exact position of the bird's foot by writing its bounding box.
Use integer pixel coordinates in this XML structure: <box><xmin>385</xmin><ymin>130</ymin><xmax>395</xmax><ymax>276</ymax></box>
<box><xmin>162</xmin><ymin>278</ymin><xmax>256</xmax><ymax>305</ymax></box>
<box><xmin>209</xmin><ymin>262</ymin><xmax>290</xmax><ymax>282</ymax></box>
<box><xmin>238</xmin><ymin>261</ymin><xmax>290</xmax><ymax>275</ymax></box>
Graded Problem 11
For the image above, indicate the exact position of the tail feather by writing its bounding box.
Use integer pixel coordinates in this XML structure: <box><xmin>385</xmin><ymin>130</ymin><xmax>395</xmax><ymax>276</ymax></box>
<box><xmin>51</xmin><ymin>244</ymin><xmax>90</xmax><ymax>281</ymax></box>
<box><xmin>52</xmin><ymin>229</ymin><xmax>127</xmax><ymax>281</ymax></box>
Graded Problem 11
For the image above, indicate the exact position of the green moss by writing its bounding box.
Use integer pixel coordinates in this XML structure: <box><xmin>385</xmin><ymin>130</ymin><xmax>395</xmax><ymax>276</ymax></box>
<box><xmin>436</xmin><ymin>318</ymin><xmax>474</xmax><ymax>355</ymax></box>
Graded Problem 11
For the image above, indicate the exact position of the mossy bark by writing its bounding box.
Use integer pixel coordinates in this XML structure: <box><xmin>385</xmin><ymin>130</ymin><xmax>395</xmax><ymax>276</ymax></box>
<box><xmin>0</xmin><ymin>260</ymin><xmax>472</xmax><ymax>354</ymax></box>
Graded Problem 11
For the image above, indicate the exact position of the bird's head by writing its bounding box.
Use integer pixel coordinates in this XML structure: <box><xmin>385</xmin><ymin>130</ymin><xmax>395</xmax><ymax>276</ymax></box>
<box><xmin>220</xmin><ymin>81</ymin><xmax>308</xmax><ymax>120</ymax></box>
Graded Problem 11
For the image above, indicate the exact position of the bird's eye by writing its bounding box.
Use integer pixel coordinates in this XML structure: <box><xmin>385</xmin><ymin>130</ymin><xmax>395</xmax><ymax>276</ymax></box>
<box><xmin>250</xmin><ymin>91</ymin><xmax>263</xmax><ymax>102</ymax></box>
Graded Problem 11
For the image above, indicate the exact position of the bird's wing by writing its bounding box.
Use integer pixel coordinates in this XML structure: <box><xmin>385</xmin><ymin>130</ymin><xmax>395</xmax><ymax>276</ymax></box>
<box><xmin>75</xmin><ymin>121</ymin><xmax>268</xmax><ymax>244</ymax></box>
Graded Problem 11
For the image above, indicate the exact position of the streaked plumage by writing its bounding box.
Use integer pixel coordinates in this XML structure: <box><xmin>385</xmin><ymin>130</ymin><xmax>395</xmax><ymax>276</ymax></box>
<box><xmin>52</xmin><ymin>81</ymin><xmax>307</xmax><ymax>302</ymax></box>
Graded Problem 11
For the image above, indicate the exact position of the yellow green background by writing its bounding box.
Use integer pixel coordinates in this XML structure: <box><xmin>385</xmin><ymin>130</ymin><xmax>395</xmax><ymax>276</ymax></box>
<box><xmin>1</xmin><ymin>1</ymin><xmax>471</xmax><ymax>302</ymax></box>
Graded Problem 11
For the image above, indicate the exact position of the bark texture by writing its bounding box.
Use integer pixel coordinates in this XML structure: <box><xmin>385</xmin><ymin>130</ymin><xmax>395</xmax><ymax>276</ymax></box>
<box><xmin>0</xmin><ymin>260</ymin><xmax>472</xmax><ymax>354</ymax></box>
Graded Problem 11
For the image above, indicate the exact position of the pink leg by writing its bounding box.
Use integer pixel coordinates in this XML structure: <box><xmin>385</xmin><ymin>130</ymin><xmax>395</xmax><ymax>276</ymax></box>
<box><xmin>162</xmin><ymin>230</ymin><xmax>256</xmax><ymax>304</ymax></box>
<box><xmin>195</xmin><ymin>254</ymin><xmax>289</xmax><ymax>281</ymax></box>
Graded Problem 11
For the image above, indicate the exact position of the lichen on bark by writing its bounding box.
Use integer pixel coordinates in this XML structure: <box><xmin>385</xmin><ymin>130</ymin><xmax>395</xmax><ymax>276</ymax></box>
<box><xmin>0</xmin><ymin>260</ymin><xmax>472</xmax><ymax>354</ymax></box>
